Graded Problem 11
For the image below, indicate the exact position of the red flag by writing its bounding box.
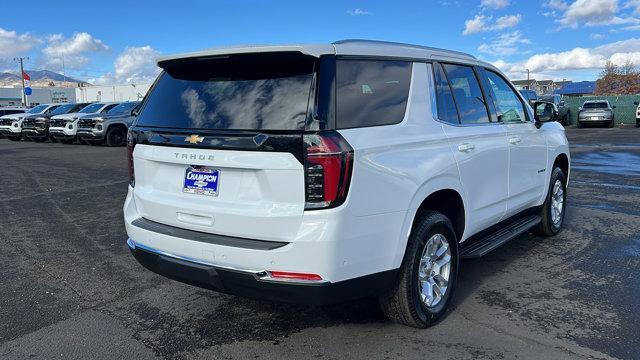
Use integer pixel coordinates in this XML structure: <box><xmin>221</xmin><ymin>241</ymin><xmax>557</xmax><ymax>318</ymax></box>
<box><xmin>22</xmin><ymin>71</ymin><xmax>30</xmax><ymax>81</ymax></box>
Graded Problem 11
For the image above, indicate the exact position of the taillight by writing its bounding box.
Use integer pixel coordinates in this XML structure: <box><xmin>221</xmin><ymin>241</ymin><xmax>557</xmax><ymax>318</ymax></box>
<box><xmin>127</xmin><ymin>131</ymin><xmax>136</xmax><ymax>187</ymax></box>
<box><xmin>304</xmin><ymin>131</ymin><xmax>353</xmax><ymax>210</ymax></box>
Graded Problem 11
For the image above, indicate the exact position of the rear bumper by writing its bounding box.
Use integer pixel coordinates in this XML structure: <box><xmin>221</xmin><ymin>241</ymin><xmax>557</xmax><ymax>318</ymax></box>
<box><xmin>127</xmin><ymin>238</ymin><xmax>396</xmax><ymax>305</ymax></box>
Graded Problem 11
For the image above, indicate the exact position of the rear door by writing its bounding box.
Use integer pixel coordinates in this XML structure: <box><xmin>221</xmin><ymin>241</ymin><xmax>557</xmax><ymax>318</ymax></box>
<box><xmin>480</xmin><ymin>68</ymin><xmax>547</xmax><ymax>215</ymax></box>
<box><xmin>435</xmin><ymin>62</ymin><xmax>509</xmax><ymax>235</ymax></box>
<box><xmin>130</xmin><ymin>52</ymin><xmax>317</xmax><ymax>242</ymax></box>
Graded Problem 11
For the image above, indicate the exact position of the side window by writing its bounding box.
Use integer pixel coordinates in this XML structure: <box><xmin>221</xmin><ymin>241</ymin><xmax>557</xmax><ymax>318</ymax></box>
<box><xmin>483</xmin><ymin>70</ymin><xmax>527</xmax><ymax>123</ymax></box>
<box><xmin>442</xmin><ymin>64</ymin><xmax>490</xmax><ymax>124</ymax></box>
<box><xmin>433</xmin><ymin>63</ymin><xmax>459</xmax><ymax>124</ymax></box>
<box><xmin>336</xmin><ymin>60</ymin><xmax>412</xmax><ymax>129</ymax></box>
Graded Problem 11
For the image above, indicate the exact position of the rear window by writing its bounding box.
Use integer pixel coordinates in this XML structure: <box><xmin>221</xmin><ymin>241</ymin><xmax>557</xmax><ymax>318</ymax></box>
<box><xmin>136</xmin><ymin>52</ymin><xmax>316</xmax><ymax>130</ymax></box>
<box><xmin>336</xmin><ymin>60</ymin><xmax>412</xmax><ymax>129</ymax></box>
<box><xmin>583</xmin><ymin>102</ymin><xmax>608</xmax><ymax>109</ymax></box>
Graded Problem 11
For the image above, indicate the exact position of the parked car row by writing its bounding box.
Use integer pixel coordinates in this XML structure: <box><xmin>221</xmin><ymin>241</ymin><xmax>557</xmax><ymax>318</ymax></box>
<box><xmin>518</xmin><ymin>89</ymin><xmax>640</xmax><ymax>128</ymax></box>
<box><xmin>0</xmin><ymin>101</ymin><xmax>140</xmax><ymax>146</ymax></box>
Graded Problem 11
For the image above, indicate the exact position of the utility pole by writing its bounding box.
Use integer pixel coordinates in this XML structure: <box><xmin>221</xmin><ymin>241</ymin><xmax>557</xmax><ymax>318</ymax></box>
<box><xmin>61</xmin><ymin>52</ymin><xmax>67</xmax><ymax>86</ymax></box>
<box><xmin>14</xmin><ymin>57</ymin><xmax>29</xmax><ymax>106</ymax></box>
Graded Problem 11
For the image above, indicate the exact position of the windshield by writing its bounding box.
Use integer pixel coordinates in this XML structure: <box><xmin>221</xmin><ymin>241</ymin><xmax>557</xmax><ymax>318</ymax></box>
<box><xmin>79</xmin><ymin>103</ymin><xmax>105</xmax><ymax>113</ymax></box>
<box><xmin>49</xmin><ymin>104</ymin><xmax>78</xmax><ymax>115</ymax></box>
<box><xmin>583</xmin><ymin>102</ymin><xmax>608</xmax><ymax>109</ymax></box>
<box><xmin>27</xmin><ymin>105</ymin><xmax>49</xmax><ymax>114</ymax></box>
<box><xmin>136</xmin><ymin>52</ymin><xmax>316</xmax><ymax>130</ymax></box>
<box><xmin>108</xmin><ymin>102</ymin><xmax>139</xmax><ymax>115</ymax></box>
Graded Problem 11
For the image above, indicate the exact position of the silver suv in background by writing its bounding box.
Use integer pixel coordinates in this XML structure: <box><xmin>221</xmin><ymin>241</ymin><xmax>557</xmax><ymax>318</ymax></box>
<box><xmin>77</xmin><ymin>101</ymin><xmax>141</xmax><ymax>146</ymax></box>
<box><xmin>576</xmin><ymin>100</ymin><xmax>615</xmax><ymax>128</ymax></box>
<box><xmin>50</xmin><ymin>102</ymin><xmax>120</xmax><ymax>144</ymax></box>
<box><xmin>0</xmin><ymin>104</ymin><xmax>61</xmax><ymax>141</ymax></box>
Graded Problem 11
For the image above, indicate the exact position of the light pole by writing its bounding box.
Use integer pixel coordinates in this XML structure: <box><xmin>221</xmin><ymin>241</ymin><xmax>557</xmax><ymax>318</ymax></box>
<box><xmin>526</xmin><ymin>68</ymin><xmax>530</xmax><ymax>81</ymax></box>
<box><xmin>13</xmin><ymin>57</ymin><xmax>29</xmax><ymax>106</ymax></box>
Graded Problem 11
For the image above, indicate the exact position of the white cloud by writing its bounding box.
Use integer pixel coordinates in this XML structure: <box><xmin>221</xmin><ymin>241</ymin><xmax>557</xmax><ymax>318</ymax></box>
<box><xmin>590</xmin><ymin>33</ymin><xmax>606</xmax><ymax>39</ymax></box>
<box><xmin>463</xmin><ymin>14</ymin><xmax>522</xmax><ymax>35</ymax></box>
<box><xmin>478</xmin><ymin>31</ymin><xmax>531</xmax><ymax>56</ymax></box>
<box><xmin>481</xmin><ymin>0</ymin><xmax>509</xmax><ymax>9</ymax></box>
<box><xmin>347</xmin><ymin>8</ymin><xmax>370</xmax><ymax>16</ymax></box>
<box><xmin>545</xmin><ymin>0</ymin><xmax>568</xmax><ymax>10</ymax></box>
<box><xmin>555</xmin><ymin>0</ymin><xmax>639</xmax><ymax>28</ymax></box>
<box><xmin>494</xmin><ymin>14</ymin><xmax>522</xmax><ymax>29</ymax></box>
<box><xmin>42</xmin><ymin>32</ymin><xmax>109</xmax><ymax>70</ymax></box>
<box><xmin>0</xmin><ymin>27</ymin><xmax>39</xmax><ymax>58</ymax></box>
<box><xmin>114</xmin><ymin>46</ymin><xmax>160</xmax><ymax>83</ymax></box>
<box><xmin>492</xmin><ymin>37</ymin><xmax>640</xmax><ymax>79</ymax></box>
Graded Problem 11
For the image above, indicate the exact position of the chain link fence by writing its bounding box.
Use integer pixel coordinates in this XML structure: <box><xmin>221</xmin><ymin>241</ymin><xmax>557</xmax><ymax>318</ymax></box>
<box><xmin>562</xmin><ymin>95</ymin><xmax>640</xmax><ymax>125</ymax></box>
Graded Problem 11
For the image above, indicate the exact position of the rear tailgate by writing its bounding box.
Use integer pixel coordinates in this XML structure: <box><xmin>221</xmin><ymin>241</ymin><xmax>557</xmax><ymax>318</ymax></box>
<box><xmin>129</xmin><ymin>51</ymin><xmax>319</xmax><ymax>244</ymax></box>
<box><xmin>132</xmin><ymin>143</ymin><xmax>305</xmax><ymax>242</ymax></box>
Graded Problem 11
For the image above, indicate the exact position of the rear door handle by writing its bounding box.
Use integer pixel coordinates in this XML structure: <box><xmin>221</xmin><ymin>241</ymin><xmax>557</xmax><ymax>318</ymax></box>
<box><xmin>458</xmin><ymin>143</ymin><xmax>475</xmax><ymax>152</ymax></box>
<box><xmin>508</xmin><ymin>136</ymin><xmax>521</xmax><ymax>144</ymax></box>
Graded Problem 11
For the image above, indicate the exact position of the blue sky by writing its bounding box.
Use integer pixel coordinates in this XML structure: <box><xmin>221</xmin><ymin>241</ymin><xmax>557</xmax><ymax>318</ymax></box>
<box><xmin>2</xmin><ymin>0</ymin><xmax>640</xmax><ymax>84</ymax></box>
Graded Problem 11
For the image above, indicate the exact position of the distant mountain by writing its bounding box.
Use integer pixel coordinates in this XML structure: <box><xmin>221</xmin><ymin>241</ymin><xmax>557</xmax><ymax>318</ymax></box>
<box><xmin>0</xmin><ymin>70</ymin><xmax>85</xmax><ymax>87</ymax></box>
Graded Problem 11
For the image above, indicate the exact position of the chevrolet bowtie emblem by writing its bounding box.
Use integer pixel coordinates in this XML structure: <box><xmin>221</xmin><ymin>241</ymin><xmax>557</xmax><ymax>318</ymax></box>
<box><xmin>185</xmin><ymin>134</ymin><xmax>204</xmax><ymax>144</ymax></box>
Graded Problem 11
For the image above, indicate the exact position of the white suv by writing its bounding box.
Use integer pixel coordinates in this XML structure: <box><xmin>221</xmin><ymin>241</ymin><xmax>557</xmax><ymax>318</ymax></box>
<box><xmin>124</xmin><ymin>40</ymin><xmax>570</xmax><ymax>328</ymax></box>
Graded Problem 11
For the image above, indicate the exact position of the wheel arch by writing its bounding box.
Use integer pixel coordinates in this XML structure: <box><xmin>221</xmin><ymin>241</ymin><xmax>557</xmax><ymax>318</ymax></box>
<box><xmin>392</xmin><ymin>177</ymin><xmax>467</xmax><ymax>269</ymax></box>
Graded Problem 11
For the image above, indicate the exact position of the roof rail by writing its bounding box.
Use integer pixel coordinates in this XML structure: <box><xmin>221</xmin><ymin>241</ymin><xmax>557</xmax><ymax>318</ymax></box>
<box><xmin>333</xmin><ymin>39</ymin><xmax>476</xmax><ymax>59</ymax></box>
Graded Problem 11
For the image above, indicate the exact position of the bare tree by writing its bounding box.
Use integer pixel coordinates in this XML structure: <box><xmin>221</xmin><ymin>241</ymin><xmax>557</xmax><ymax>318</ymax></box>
<box><xmin>595</xmin><ymin>59</ymin><xmax>640</xmax><ymax>95</ymax></box>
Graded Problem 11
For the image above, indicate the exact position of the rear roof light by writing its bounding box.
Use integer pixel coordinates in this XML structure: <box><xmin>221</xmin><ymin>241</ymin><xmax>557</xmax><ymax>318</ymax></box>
<box><xmin>127</xmin><ymin>131</ymin><xmax>136</xmax><ymax>187</ymax></box>
<box><xmin>303</xmin><ymin>131</ymin><xmax>353</xmax><ymax>210</ymax></box>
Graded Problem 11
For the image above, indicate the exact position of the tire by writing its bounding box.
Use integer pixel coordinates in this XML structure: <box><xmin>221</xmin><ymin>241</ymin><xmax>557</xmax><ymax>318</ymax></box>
<box><xmin>576</xmin><ymin>121</ymin><xmax>583</xmax><ymax>128</ymax></box>
<box><xmin>636</xmin><ymin>120</ymin><xmax>640</xmax><ymax>128</ymax></box>
<box><xmin>564</xmin><ymin>111</ymin><xmax>571</xmax><ymax>126</ymax></box>
<box><xmin>7</xmin><ymin>136</ymin><xmax>21</xmax><ymax>141</ymax></box>
<box><xmin>533</xmin><ymin>167</ymin><xmax>567</xmax><ymax>237</ymax></box>
<box><xmin>106</xmin><ymin>126</ymin><xmax>126</xmax><ymax>147</ymax></box>
<box><xmin>59</xmin><ymin>138</ymin><xmax>75</xmax><ymax>144</ymax></box>
<box><xmin>32</xmin><ymin>136</ymin><xmax>47</xmax><ymax>143</ymax></box>
<box><xmin>608</xmin><ymin>119</ymin><xmax>615</xmax><ymax>128</ymax></box>
<box><xmin>379</xmin><ymin>211</ymin><xmax>459</xmax><ymax>328</ymax></box>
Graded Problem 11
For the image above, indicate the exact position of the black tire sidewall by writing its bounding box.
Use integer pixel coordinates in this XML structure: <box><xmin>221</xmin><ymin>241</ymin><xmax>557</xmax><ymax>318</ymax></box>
<box><xmin>409</xmin><ymin>215</ymin><xmax>459</xmax><ymax>324</ymax></box>
<box><xmin>107</xmin><ymin>127</ymin><xmax>126</xmax><ymax>147</ymax></box>
<box><xmin>547</xmin><ymin>168</ymin><xmax>567</xmax><ymax>233</ymax></box>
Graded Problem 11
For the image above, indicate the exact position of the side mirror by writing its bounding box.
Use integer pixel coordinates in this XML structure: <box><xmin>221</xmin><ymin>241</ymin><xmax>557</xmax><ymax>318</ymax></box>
<box><xmin>634</xmin><ymin>101</ymin><xmax>639</xmax><ymax>106</ymax></box>
<box><xmin>612</xmin><ymin>105</ymin><xmax>616</xmax><ymax>109</ymax></box>
<box><xmin>131</xmin><ymin>105</ymin><xmax>140</xmax><ymax>117</ymax></box>
<box><xmin>559</xmin><ymin>101</ymin><xmax>565</xmax><ymax>106</ymax></box>
<box><xmin>534</xmin><ymin>101</ymin><xmax>558</xmax><ymax>124</ymax></box>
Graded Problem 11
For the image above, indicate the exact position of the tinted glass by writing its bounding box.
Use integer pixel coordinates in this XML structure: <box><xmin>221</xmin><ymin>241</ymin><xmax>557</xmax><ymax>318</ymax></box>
<box><xmin>49</xmin><ymin>104</ymin><xmax>77</xmax><ymax>115</ymax></box>
<box><xmin>433</xmin><ymin>63</ymin><xmax>459</xmax><ymax>124</ymax></box>
<box><xmin>27</xmin><ymin>105</ymin><xmax>48</xmax><ymax>113</ymax></box>
<box><xmin>79</xmin><ymin>103</ymin><xmax>105</xmax><ymax>113</ymax></box>
<box><xmin>583</xmin><ymin>102</ymin><xmax>608</xmax><ymax>109</ymax></box>
<box><xmin>484</xmin><ymin>70</ymin><xmax>527</xmax><ymax>123</ymax></box>
<box><xmin>336</xmin><ymin>60</ymin><xmax>411</xmax><ymax>129</ymax></box>
<box><xmin>102</xmin><ymin>104</ymin><xmax>118</xmax><ymax>112</ymax></box>
<box><xmin>136</xmin><ymin>53</ymin><xmax>316</xmax><ymax>130</ymax></box>
<box><xmin>442</xmin><ymin>64</ymin><xmax>489</xmax><ymax>124</ymax></box>
<box><xmin>108</xmin><ymin>102</ymin><xmax>139</xmax><ymax>115</ymax></box>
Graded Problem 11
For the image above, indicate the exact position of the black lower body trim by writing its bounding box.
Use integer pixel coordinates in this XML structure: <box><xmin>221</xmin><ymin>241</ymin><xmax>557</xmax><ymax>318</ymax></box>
<box><xmin>128</xmin><ymin>241</ymin><xmax>398</xmax><ymax>305</ymax></box>
<box><xmin>131</xmin><ymin>217</ymin><xmax>288</xmax><ymax>250</ymax></box>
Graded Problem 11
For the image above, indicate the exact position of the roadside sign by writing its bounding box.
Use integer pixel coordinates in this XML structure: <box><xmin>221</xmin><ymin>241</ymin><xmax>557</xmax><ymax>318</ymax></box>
<box><xmin>25</xmin><ymin>87</ymin><xmax>32</xmax><ymax>96</ymax></box>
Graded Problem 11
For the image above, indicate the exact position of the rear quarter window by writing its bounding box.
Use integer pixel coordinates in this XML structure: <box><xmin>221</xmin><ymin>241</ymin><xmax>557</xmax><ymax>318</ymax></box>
<box><xmin>336</xmin><ymin>60</ymin><xmax>412</xmax><ymax>129</ymax></box>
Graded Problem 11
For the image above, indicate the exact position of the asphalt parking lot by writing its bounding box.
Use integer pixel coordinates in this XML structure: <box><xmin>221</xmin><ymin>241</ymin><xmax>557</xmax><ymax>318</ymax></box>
<box><xmin>1</xmin><ymin>127</ymin><xmax>639</xmax><ymax>360</ymax></box>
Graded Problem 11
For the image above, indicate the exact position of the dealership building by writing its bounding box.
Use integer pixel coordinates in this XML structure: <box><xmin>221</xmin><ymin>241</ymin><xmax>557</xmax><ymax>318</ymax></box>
<box><xmin>0</xmin><ymin>83</ymin><xmax>152</xmax><ymax>107</ymax></box>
